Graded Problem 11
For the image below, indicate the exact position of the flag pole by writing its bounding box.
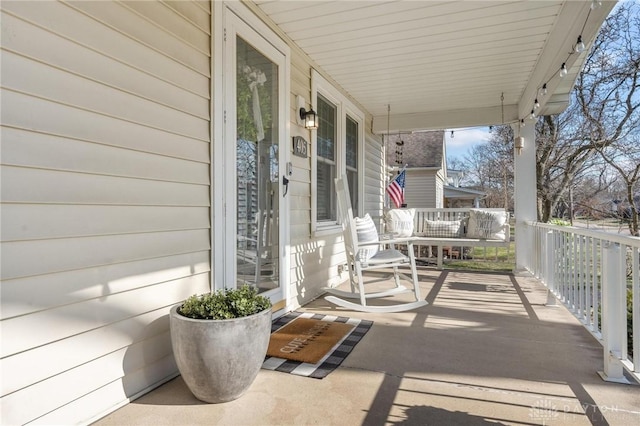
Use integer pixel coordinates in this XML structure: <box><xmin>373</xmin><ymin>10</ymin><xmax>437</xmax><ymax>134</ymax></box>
<box><xmin>389</xmin><ymin>164</ymin><xmax>408</xmax><ymax>184</ymax></box>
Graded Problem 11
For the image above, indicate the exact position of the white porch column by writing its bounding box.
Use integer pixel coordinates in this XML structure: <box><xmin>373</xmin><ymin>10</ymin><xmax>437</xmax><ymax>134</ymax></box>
<box><xmin>598</xmin><ymin>243</ymin><xmax>631</xmax><ymax>383</ymax></box>
<box><xmin>513</xmin><ymin>121</ymin><xmax>537</xmax><ymax>272</ymax></box>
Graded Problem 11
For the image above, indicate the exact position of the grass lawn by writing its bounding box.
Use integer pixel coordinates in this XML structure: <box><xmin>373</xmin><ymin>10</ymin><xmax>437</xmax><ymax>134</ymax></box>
<box><xmin>445</xmin><ymin>220</ymin><xmax>516</xmax><ymax>272</ymax></box>
<box><xmin>444</xmin><ymin>242</ymin><xmax>516</xmax><ymax>272</ymax></box>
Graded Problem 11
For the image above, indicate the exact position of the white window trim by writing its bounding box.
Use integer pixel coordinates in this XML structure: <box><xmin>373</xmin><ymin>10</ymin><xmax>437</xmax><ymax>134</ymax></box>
<box><xmin>311</xmin><ymin>70</ymin><xmax>364</xmax><ymax>236</ymax></box>
<box><xmin>344</xmin><ymin>105</ymin><xmax>365</xmax><ymax>217</ymax></box>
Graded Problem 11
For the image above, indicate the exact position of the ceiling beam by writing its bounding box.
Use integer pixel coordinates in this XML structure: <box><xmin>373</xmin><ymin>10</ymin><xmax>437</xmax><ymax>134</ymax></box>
<box><xmin>372</xmin><ymin>104</ymin><xmax>519</xmax><ymax>134</ymax></box>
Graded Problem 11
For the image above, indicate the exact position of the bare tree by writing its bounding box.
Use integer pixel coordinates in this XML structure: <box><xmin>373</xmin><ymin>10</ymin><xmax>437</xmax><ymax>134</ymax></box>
<box><xmin>535</xmin><ymin>113</ymin><xmax>612</xmax><ymax>222</ymax></box>
<box><xmin>536</xmin><ymin>3</ymin><xmax>640</xmax><ymax>223</ymax></box>
<box><xmin>446</xmin><ymin>156</ymin><xmax>475</xmax><ymax>187</ymax></box>
<box><xmin>597</xmin><ymin>136</ymin><xmax>640</xmax><ymax>236</ymax></box>
<box><xmin>463</xmin><ymin>125</ymin><xmax>514</xmax><ymax>210</ymax></box>
<box><xmin>578</xmin><ymin>2</ymin><xmax>640</xmax><ymax>234</ymax></box>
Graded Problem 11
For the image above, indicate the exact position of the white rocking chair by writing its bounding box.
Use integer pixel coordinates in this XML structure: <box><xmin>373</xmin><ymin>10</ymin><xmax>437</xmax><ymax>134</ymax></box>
<box><xmin>324</xmin><ymin>175</ymin><xmax>428</xmax><ymax>313</ymax></box>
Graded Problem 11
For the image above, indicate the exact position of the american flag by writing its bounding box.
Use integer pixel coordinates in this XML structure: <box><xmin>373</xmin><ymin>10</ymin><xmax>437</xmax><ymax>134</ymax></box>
<box><xmin>386</xmin><ymin>169</ymin><xmax>406</xmax><ymax>208</ymax></box>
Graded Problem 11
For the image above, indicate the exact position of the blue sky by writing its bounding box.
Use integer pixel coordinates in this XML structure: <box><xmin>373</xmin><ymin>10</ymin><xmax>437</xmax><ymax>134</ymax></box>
<box><xmin>445</xmin><ymin>127</ymin><xmax>491</xmax><ymax>160</ymax></box>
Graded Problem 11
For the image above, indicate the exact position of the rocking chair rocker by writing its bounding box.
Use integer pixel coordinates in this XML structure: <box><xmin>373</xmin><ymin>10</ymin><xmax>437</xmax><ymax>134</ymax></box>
<box><xmin>324</xmin><ymin>175</ymin><xmax>428</xmax><ymax>313</ymax></box>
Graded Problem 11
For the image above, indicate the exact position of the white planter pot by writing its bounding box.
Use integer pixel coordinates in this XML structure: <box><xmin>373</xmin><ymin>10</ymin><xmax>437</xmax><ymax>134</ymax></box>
<box><xmin>169</xmin><ymin>305</ymin><xmax>272</xmax><ymax>403</ymax></box>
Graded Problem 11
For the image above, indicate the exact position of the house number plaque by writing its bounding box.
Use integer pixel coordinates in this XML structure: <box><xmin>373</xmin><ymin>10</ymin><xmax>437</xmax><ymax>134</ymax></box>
<box><xmin>292</xmin><ymin>136</ymin><xmax>308</xmax><ymax>158</ymax></box>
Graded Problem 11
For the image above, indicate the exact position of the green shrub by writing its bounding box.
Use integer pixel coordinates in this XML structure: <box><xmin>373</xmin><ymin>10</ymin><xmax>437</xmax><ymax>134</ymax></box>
<box><xmin>549</xmin><ymin>218</ymin><xmax>571</xmax><ymax>226</ymax></box>
<box><xmin>178</xmin><ymin>285</ymin><xmax>271</xmax><ymax>320</ymax></box>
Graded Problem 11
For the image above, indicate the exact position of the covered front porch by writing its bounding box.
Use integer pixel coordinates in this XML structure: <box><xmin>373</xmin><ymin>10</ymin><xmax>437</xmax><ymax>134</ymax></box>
<box><xmin>96</xmin><ymin>268</ymin><xmax>639</xmax><ymax>425</ymax></box>
<box><xmin>4</xmin><ymin>1</ymin><xmax>638</xmax><ymax>423</ymax></box>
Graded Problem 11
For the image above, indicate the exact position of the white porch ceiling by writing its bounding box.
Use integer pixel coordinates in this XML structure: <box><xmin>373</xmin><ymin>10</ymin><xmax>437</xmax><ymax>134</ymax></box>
<box><xmin>252</xmin><ymin>0</ymin><xmax>616</xmax><ymax>133</ymax></box>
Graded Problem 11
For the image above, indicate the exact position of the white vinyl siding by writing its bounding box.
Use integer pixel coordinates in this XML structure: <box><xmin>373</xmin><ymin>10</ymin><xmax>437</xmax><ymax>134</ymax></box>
<box><xmin>0</xmin><ymin>1</ymin><xmax>211</xmax><ymax>424</ymax></box>
<box><xmin>404</xmin><ymin>171</ymin><xmax>438</xmax><ymax>208</ymax></box>
<box><xmin>364</xmin><ymin>130</ymin><xmax>385</xmax><ymax>229</ymax></box>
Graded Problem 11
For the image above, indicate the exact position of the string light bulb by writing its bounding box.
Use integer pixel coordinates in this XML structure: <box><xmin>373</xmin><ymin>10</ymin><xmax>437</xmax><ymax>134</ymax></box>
<box><xmin>591</xmin><ymin>0</ymin><xmax>602</xmax><ymax>10</ymax></box>
<box><xmin>575</xmin><ymin>35</ymin><xmax>585</xmax><ymax>53</ymax></box>
<box><xmin>529</xmin><ymin>109</ymin><xmax>536</xmax><ymax>120</ymax></box>
<box><xmin>520</xmin><ymin>119</ymin><xmax>525</xmax><ymax>127</ymax></box>
<box><xmin>450</xmin><ymin>130</ymin><xmax>454</xmax><ymax>138</ymax></box>
<box><xmin>559</xmin><ymin>63</ymin><xmax>568</xmax><ymax>78</ymax></box>
<box><xmin>534</xmin><ymin>98</ymin><xmax>540</xmax><ymax>110</ymax></box>
<box><xmin>542</xmin><ymin>83</ymin><xmax>548</xmax><ymax>96</ymax></box>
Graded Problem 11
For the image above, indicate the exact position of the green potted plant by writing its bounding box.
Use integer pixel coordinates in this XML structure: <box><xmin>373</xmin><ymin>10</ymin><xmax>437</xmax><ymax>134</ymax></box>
<box><xmin>169</xmin><ymin>285</ymin><xmax>272</xmax><ymax>403</ymax></box>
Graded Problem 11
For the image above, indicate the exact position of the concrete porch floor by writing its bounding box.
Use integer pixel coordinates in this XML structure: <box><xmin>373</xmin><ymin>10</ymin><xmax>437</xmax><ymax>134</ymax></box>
<box><xmin>94</xmin><ymin>269</ymin><xmax>640</xmax><ymax>425</ymax></box>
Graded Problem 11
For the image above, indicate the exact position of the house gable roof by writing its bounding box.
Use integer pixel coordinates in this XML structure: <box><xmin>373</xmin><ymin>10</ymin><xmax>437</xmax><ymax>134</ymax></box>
<box><xmin>385</xmin><ymin>131</ymin><xmax>445</xmax><ymax>169</ymax></box>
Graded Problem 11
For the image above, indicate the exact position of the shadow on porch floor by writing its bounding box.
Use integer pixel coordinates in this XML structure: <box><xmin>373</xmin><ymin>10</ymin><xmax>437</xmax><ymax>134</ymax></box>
<box><xmin>94</xmin><ymin>269</ymin><xmax>639</xmax><ymax>426</ymax></box>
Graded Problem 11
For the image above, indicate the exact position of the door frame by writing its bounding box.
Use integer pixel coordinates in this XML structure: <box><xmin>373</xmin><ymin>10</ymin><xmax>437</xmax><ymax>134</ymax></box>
<box><xmin>212</xmin><ymin>1</ymin><xmax>291</xmax><ymax>309</ymax></box>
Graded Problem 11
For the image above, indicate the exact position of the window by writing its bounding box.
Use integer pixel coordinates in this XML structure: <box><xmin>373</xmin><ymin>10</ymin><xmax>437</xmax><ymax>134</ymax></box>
<box><xmin>316</xmin><ymin>95</ymin><xmax>337</xmax><ymax>222</ymax></box>
<box><xmin>345</xmin><ymin>116</ymin><xmax>359</xmax><ymax>212</ymax></box>
<box><xmin>311</xmin><ymin>70</ymin><xmax>364</xmax><ymax>233</ymax></box>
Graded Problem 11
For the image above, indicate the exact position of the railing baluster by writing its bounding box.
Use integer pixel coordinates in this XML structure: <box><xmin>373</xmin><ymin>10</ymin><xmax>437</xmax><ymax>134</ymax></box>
<box><xmin>571</xmin><ymin>234</ymin><xmax>580</xmax><ymax>312</ymax></box>
<box><xmin>578</xmin><ymin>235</ymin><xmax>585</xmax><ymax>320</ymax></box>
<box><xmin>633</xmin><ymin>246</ymin><xmax>639</xmax><ymax>373</ymax></box>
<box><xmin>545</xmin><ymin>230</ymin><xmax>557</xmax><ymax>306</ymax></box>
<box><xmin>562</xmin><ymin>232</ymin><xmax>573</xmax><ymax>302</ymax></box>
<box><xmin>621</xmin><ymin>244</ymin><xmax>629</xmax><ymax>362</ymax></box>
<box><xmin>596</xmin><ymin>238</ymin><xmax>600</xmax><ymax>332</ymax></box>
<box><xmin>585</xmin><ymin>235</ymin><xmax>592</xmax><ymax>328</ymax></box>
<box><xmin>592</xmin><ymin>237</ymin><xmax>598</xmax><ymax>332</ymax></box>
<box><xmin>555</xmin><ymin>231</ymin><xmax>561</xmax><ymax>300</ymax></box>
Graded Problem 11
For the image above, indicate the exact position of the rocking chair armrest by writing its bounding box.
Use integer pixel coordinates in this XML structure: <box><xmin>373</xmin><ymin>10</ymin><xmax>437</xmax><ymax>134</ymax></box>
<box><xmin>358</xmin><ymin>240</ymin><xmax>383</xmax><ymax>248</ymax></box>
<box><xmin>382</xmin><ymin>237</ymin><xmax>417</xmax><ymax>246</ymax></box>
<box><xmin>358</xmin><ymin>237</ymin><xmax>416</xmax><ymax>248</ymax></box>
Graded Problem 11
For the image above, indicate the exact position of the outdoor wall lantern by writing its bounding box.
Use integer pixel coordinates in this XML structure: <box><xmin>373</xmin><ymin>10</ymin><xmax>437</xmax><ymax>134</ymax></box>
<box><xmin>300</xmin><ymin>107</ymin><xmax>318</xmax><ymax>130</ymax></box>
<box><xmin>296</xmin><ymin>95</ymin><xmax>318</xmax><ymax>130</ymax></box>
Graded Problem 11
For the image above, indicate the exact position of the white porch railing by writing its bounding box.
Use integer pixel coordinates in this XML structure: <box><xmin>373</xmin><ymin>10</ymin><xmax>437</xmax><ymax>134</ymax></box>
<box><xmin>523</xmin><ymin>221</ymin><xmax>640</xmax><ymax>384</ymax></box>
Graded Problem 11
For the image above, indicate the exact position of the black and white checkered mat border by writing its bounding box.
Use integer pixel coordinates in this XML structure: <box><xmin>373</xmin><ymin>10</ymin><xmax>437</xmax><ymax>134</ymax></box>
<box><xmin>261</xmin><ymin>311</ymin><xmax>373</xmax><ymax>379</ymax></box>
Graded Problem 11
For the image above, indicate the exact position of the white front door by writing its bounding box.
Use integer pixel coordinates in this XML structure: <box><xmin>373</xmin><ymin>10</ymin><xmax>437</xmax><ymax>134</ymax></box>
<box><xmin>221</xmin><ymin>5</ymin><xmax>289</xmax><ymax>306</ymax></box>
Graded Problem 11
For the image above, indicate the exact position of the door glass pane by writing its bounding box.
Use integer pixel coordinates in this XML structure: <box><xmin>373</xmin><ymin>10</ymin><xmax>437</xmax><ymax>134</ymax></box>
<box><xmin>236</xmin><ymin>36</ymin><xmax>279</xmax><ymax>294</ymax></box>
<box><xmin>316</xmin><ymin>94</ymin><xmax>337</xmax><ymax>222</ymax></box>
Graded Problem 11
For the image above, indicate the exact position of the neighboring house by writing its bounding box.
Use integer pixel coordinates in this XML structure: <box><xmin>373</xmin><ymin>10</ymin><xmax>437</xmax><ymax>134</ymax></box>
<box><xmin>612</xmin><ymin>195</ymin><xmax>640</xmax><ymax>219</ymax></box>
<box><xmin>445</xmin><ymin>169</ymin><xmax>485</xmax><ymax>208</ymax></box>
<box><xmin>385</xmin><ymin>131</ymin><xmax>446</xmax><ymax>208</ymax></box>
<box><xmin>384</xmin><ymin>133</ymin><xmax>484</xmax><ymax>208</ymax></box>
<box><xmin>0</xmin><ymin>1</ymin><xmax>614</xmax><ymax>424</ymax></box>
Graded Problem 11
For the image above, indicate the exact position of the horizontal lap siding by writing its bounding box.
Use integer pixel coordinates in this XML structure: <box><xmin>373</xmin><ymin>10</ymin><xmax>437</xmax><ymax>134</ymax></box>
<box><xmin>405</xmin><ymin>172</ymin><xmax>437</xmax><ymax>208</ymax></box>
<box><xmin>0</xmin><ymin>1</ymin><xmax>211</xmax><ymax>424</ymax></box>
<box><xmin>288</xmin><ymin>52</ymin><xmax>314</xmax><ymax>306</ymax></box>
<box><xmin>364</xmin><ymin>129</ymin><xmax>385</xmax><ymax>228</ymax></box>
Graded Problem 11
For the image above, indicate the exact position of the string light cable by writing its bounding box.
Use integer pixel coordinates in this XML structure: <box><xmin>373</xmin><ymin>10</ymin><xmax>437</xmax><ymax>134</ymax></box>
<box><xmin>522</xmin><ymin>4</ymin><xmax>595</xmax><ymax>124</ymax></box>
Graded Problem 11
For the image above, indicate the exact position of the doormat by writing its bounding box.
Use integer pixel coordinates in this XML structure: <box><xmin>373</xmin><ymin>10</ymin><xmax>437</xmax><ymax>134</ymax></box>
<box><xmin>262</xmin><ymin>311</ymin><xmax>373</xmax><ymax>379</ymax></box>
<box><xmin>266</xmin><ymin>317</ymin><xmax>354</xmax><ymax>364</ymax></box>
